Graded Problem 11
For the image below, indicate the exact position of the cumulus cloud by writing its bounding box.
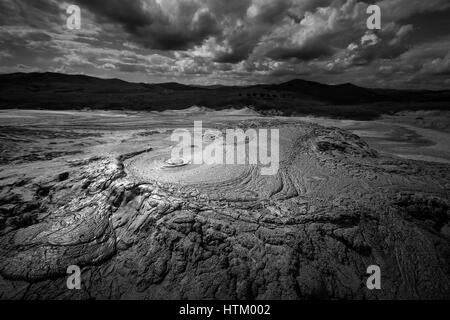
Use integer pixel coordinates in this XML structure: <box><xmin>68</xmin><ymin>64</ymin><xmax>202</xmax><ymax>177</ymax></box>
<box><xmin>378</xmin><ymin>0</ymin><xmax>450</xmax><ymax>21</ymax></box>
<box><xmin>72</xmin><ymin>0</ymin><xmax>221</xmax><ymax>50</ymax></box>
<box><xmin>420</xmin><ymin>52</ymin><xmax>450</xmax><ymax>75</ymax></box>
<box><xmin>0</xmin><ymin>0</ymin><xmax>449</xmax><ymax>88</ymax></box>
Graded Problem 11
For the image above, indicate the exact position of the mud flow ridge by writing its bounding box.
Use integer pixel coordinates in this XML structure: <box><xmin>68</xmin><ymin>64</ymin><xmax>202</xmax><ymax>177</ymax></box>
<box><xmin>0</xmin><ymin>119</ymin><xmax>449</xmax><ymax>299</ymax></box>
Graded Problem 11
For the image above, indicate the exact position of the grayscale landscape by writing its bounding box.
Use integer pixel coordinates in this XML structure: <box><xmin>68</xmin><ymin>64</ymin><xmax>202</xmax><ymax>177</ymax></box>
<box><xmin>1</xmin><ymin>0</ymin><xmax>449</xmax><ymax>301</ymax></box>
<box><xmin>0</xmin><ymin>106</ymin><xmax>449</xmax><ymax>299</ymax></box>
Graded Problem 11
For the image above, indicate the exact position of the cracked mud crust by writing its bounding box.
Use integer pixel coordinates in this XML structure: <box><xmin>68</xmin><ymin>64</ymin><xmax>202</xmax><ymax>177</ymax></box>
<box><xmin>0</xmin><ymin>117</ymin><xmax>449</xmax><ymax>300</ymax></box>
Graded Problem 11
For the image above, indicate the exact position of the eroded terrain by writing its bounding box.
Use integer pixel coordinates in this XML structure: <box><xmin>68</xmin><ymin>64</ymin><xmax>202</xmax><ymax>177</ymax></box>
<box><xmin>0</xmin><ymin>109</ymin><xmax>449</xmax><ymax>299</ymax></box>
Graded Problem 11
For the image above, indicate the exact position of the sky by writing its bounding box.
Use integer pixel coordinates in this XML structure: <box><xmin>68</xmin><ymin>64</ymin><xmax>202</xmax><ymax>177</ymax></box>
<box><xmin>0</xmin><ymin>0</ymin><xmax>449</xmax><ymax>89</ymax></box>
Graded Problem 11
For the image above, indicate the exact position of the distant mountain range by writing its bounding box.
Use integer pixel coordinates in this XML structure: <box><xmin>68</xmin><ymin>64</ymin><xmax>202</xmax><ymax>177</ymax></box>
<box><xmin>1</xmin><ymin>72</ymin><xmax>449</xmax><ymax>119</ymax></box>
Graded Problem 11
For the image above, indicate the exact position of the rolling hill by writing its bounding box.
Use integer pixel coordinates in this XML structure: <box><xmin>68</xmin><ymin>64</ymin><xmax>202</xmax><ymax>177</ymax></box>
<box><xmin>1</xmin><ymin>72</ymin><xmax>449</xmax><ymax>120</ymax></box>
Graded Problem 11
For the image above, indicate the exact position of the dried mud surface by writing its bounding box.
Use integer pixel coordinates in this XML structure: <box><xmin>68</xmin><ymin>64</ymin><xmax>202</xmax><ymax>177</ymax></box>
<box><xmin>0</xmin><ymin>110</ymin><xmax>449</xmax><ymax>300</ymax></box>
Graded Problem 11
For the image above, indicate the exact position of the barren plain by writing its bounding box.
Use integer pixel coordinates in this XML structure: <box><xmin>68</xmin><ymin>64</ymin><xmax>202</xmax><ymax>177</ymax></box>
<box><xmin>0</xmin><ymin>108</ymin><xmax>449</xmax><ymax>299</ymax></box>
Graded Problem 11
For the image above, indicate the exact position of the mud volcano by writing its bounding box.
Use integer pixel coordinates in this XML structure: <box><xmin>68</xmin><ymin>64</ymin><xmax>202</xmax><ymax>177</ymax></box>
<box><xmin>0</xmin><ymin>118</ymin><xmax>449</xmax><ymax>299</ymax></box>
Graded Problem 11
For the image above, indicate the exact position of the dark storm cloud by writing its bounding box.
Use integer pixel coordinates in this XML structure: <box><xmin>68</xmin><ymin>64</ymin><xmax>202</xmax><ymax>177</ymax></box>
<box><xmin>352</xmin><ymin>43</ymin><xmax>408</xmax><ymax>65</ymax></box>
<box><xmin>348</xmin><ymin>31</ymin><xmax>411</xmax><ymax>66</ymax></box>
<box><xmin>0</xmin><ymin>0</ymin><xmax>449</xmax><ymax>89</ymax></box>
<box><xmin>18</xmin><ymin>0</ymin><xmax>62</xmax><ymax>18</ymax></box>
<box><xmin>0</xmin><ymin>0</ymin><xmax>62</xmax><ymax>28</ymax></box>
<box><xmin>213</xmin><ymin>26</ymin><xmax>266</xmax><ymax>63</ymax></box>
<box><xmin>212</xmin><ymin>0</ymin><xmax>292</xmax><ymax>63</ymax></box>
<box><xmin>73</xmin><ymin>0</ymin><xmax>221</xmax><ymax>50</ymax></box>
<box><xmin>267</xmin><ymin>40</ymin><xmax>335</xmax><ymax>61</ymax></box>
<box><xmin>74</xmin><ymin>0</ymin><xmax>153</xmax><ymax>29</ymax></box>
<box><xmin>214</xmin><ymin>51</ymin><xmax>248</xmax><ymax>64</ymax></box>
<box><xmin>136</xmin><ymin>9</ymin><xmax>220</xmax><ymax>50</ymax></box>
<box><xmin>213</xmin><ymin>0</ymin><xmax>335</xmax><ymax>64</ymax></box>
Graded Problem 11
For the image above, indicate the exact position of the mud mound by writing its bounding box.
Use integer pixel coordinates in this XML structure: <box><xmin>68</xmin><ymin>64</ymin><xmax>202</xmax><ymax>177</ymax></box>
<box><xmin>0</xmin><ymin>119</ymin><xmax>449</xmax><ymax>299</ymax></box>
<box><xmin>310</xmin><ymin>128</ymin><xmax>378</xmax><ymax>158</ymax></box>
